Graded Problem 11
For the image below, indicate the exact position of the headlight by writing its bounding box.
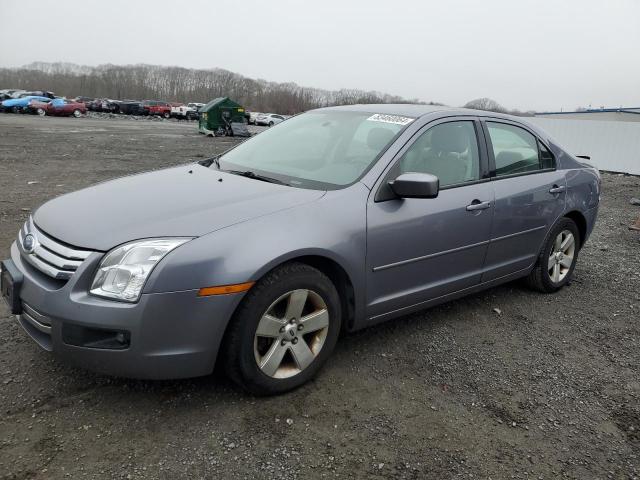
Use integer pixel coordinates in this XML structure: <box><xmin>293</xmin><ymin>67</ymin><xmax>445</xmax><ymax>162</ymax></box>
<box><xmin>90</xmin><ymin>238</ymin><xmax>191</xmax><ymax>302</ymax></box>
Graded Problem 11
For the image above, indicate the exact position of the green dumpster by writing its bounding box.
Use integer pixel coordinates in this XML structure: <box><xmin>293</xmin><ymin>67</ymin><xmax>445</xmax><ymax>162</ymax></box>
<box><xmin>198</xmin><ymin>97</ymin><xmax>246</xmax><ymax>136</ymax></box>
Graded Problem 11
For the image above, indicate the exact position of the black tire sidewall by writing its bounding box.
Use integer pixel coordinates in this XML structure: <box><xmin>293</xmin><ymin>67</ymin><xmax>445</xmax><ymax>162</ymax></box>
<box><xmin>229</xmin><ymin>264</ymin><xmax>341</xmax><ymax>395</ymax></box>
<box><xmin>539</xmin><ymin>218</ymin><xmax>580</xmax><ymax>291</ymax></box>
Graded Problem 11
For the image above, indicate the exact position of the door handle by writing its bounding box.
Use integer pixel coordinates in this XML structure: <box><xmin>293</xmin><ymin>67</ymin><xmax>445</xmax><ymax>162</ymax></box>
<box><xmin>466</xmin><ymin>200</ymin><xmax>491</xmax><ymax>211</ymax></box>
<box><xmin>549</xmin><ymin>185</ymin><xmax>566</xmax><ymax>194</ymax></box>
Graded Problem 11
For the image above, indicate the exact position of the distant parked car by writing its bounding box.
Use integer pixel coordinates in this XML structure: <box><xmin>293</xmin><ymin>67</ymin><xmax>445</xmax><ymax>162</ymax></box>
<box><xmin>118</xmin><ymin>101</ymin><xmax>146</xmax><ymax>115</ymax></box>
<box><xmin>186</xmin><ymin>103</ymin><xmax>204</xmax><ymax>120</ymax></box>
<box><xmin>247</xmin><ymin>111</ymin><xmax>262</xmax><ymax>125</ymax></box>
<box><xmin>1</xmin><ymin>96</ymin><xmax>52</xmax><ymax>113</ymax></box>
<box><xmin>142</xmin><ymin>100</ymin><xmax>171</xmax><ymax>118</ymax></box>
<box><xmin>8</xmin><ymin>90</ymin><xmax>27</xmax><ymax>99</ymax></box>
<box><xmin>16</xmin><ymin>91</ymin><xmax>55</xmax><ymax>99</ymax></box>
<box><xmin>171</xmin><ymin>102</ymin><xmax>203</xmax><ymax>120</ymax></box>
<box><xmin>73</xmin><ymin>96</ymin><xmax>95</xmax><ymax>107</ymax></box>
<box><xmin>0</xmin><ymin>89</ymin><xmax>24</xmax><ymax>101</ymax></box>
<box><xmin>255</xmin><ymin>113</ymin><xmax>285</xmax><ymax>127</ymax></box>
<box><xmin>30</xmin><ymin>98</ymin><xmax>86</xmax><ymax>117</ymax></box>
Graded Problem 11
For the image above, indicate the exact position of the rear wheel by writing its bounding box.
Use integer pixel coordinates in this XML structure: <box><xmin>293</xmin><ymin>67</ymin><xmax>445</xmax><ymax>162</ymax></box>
<box><xmin>72</xmin><ymin>109</ymin><xmax>82</xmax><ymax>118</ymax></box>
<box><xmin>526</xmin><ymin>217</ymin><xmax>580</xmax><ymax>293</ymax></box>
<box><xmin>223</xmin><ymin>262</ymin><xmax>341</xmax><ymax>395</ymax></box>
<box><xmin>269</xmin><ymin>121</ymin><xmax>274</xmax><ymax>127</ymax></box>
<box><xmin>36</xmin><ymin>108</ymin><xmax>46</xmax><ymax>116</ymax></box>
<box><xmin>163</xmin><ymin>112</ymin><xmax>170</xmax><ymax>119</ymax></box>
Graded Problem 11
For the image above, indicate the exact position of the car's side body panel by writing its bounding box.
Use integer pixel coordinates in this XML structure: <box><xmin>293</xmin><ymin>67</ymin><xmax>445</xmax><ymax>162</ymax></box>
<box><xmin>366</xmin><ymin>181</ymin><xmax>494</xmax><ymax>319</ymax></box>
<box><xmin>481</xmin><ymin>171</ymin><xmax>566</xmax><ymax>281</ymax></box>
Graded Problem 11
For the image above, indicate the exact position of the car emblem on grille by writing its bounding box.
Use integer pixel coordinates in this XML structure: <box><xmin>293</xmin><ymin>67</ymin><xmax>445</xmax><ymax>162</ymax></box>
<box><xmin>23</xmin><ymin>233</ymin><xmax>37</xmax><ymax>254</ymax></box>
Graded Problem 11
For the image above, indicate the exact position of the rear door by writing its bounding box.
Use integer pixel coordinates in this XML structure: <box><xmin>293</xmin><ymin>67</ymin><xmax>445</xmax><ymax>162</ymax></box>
<box><xmin>480</xmin><ymin>119</ymin><xmax>566</xmax><ymax>281</ymax></box>
<box><xmin>366</xmin><ymin>118</ymin><xmax>494</xmax><ymax>320</ymax></box>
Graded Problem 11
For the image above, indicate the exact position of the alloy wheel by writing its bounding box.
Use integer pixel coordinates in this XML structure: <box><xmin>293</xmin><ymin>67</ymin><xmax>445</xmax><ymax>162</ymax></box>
<box><xmin>254</xmin><ymin>289</ymin><xmax>329</xmax><ymax>379</ymax></box>
<box><xmin>548</xmin><ymin>229</ymin><xmax>575</xmax><ymax>283</ymax></box>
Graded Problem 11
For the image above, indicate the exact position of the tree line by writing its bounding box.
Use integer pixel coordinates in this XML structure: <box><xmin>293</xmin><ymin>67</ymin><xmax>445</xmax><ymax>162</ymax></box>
<box><xmin>0</xmin><ymin>62</ymin><xmax>442</xmax><ymax>114</ymax></box>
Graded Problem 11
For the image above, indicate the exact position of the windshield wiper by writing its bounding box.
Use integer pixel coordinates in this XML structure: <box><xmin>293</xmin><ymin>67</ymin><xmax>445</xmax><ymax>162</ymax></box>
<box><xmin>198</xmin><ymin>155</ymin><xmax>221</xmax><ymax>169</ymax></box>
<box><xmin>226</xmin><ymin>170</ymin><xmax>288</xmax><ymax>186</ymax></box>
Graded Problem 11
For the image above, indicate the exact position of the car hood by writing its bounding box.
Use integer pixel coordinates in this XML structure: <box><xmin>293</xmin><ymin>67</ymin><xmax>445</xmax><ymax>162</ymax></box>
<box><xmin>34</xmin><ymin>164</ymin><xmax>325</xmax><ymax>251</ymax></box>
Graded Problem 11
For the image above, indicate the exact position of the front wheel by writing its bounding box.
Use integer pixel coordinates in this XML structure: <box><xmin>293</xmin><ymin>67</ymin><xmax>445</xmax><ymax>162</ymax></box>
<box><xmin>72</xmin><ymin>109</ymin><xmax>82</xmax><ymax>118</ymax></box>
<box><xmin>36</xmin><ymin>108</ymin><xmax>46</xmax><ymax>116</ymax></box>
<box><xmin>526</xmin><ymin>217</ymin><xmax>580</xmax><ymax>293</ymax></box>
<box><xmin>163</xmin><ymin>112</ymin><xmax>170</xmax><ymax>119</ymax></box>
<box><xmin>223</xmin><ymin>262</ymin><xmax>341</xmax><ymax>395</ymax></box>
<box><xmin>268</xmin><ymin>121</ymin><xmax>274</xmax><ymax>127</ymax></box>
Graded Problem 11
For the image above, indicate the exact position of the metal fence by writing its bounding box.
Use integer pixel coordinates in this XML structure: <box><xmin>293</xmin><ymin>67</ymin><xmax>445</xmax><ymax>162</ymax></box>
<box><xmin>528</xmin><ymin>117</ymin><xmax>640</xmax><ymax>175</ymax></box>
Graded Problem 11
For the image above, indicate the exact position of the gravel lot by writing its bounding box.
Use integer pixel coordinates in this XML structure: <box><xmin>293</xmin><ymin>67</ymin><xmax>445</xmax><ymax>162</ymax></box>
<box><xmin>0</xmin><ymin>114</ymin><xmax>639</xmax><ymax>480</ymax></box>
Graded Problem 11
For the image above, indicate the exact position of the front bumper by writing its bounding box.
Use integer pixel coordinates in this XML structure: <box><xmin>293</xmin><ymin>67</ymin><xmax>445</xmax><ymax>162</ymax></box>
<box><xmin>6</xmin><ymin>241</ymin><xmax>243</xmax><ymax>379</ymax></box>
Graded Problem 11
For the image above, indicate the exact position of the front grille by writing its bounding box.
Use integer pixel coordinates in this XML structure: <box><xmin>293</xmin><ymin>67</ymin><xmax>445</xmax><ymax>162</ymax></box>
<box><xmin>18</xmin><ymin>216</ymin><xmax>94</xmax><ymax>280</ymax></box>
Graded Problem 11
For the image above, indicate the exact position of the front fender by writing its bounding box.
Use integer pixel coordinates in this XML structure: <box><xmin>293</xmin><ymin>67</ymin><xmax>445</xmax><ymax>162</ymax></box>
<box><xmin>144</xmin><ymin>183</ymin><xmax>369</xmax><ymax>322</ymax></box>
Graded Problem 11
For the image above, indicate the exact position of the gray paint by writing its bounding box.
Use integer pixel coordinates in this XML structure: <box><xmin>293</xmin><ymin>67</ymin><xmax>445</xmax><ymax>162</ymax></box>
<box><xmin>7</xmin><ymin>104</ymin><xmax>600</xmax><ymax>379</ymax></box>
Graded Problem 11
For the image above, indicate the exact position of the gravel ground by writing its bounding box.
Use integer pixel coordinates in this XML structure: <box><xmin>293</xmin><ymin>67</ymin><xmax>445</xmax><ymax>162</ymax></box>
<box><xmin>0</xmin><ymin>114</ymin><xmax>639</xmax><ymax>480</ymax></box>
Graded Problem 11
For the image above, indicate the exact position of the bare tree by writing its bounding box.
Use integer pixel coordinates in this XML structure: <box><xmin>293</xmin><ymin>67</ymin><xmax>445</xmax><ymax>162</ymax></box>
<box><xmin>0</xmin><ymin>62</ymin><xmax>441</xmax><ymax>114</ymax></box>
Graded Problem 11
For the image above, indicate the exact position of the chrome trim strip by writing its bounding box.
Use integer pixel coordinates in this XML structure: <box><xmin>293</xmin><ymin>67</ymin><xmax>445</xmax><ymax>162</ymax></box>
<box><xmin>20</xmin><ymin>311</ymin><xmax>52</xmax><ymax>334</ymax></box>
<box><xmin>489</xmin><ymin>225</ymin><xmax>547</xmax><ymax>243</ymax></box>
<box><xmin>33</xmin><ymin>244</ymin><xmax>82</xmax><ymax>270</ymax></box>
<box><xmin>18</xmin><ymin>241</ymin><xmax>74</xmax><ymax>280</ymax></box>
<box><xmin>28</xmin><ymin>217</ymin><xmax>92</xmax><ymax>260</ymax></box>
<box><xmin>372</xmin><ymin>239</ymin><xmax>490</xmax><ymax>272</ymax></box>
<box><xmin>22</xmin><ymin>303</ymin><xmax>51</xmax><ymax>326</ymax></box>
<box><xmin>371</xmin><ymin>225</ymin><xmax>548</xmax><ymax>272</ymax></box>
<box><xmin>18</xmin><ymin>216</ymin><xmax>95</xmax><ymax>280</ymax></box>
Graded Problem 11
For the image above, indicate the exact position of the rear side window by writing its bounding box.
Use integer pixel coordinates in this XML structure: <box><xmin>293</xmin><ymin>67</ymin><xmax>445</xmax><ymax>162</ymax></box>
<box><xmin>487</xmin><ymin>122</ymin><xmax>541</xmax><ymax>176</ymax></box>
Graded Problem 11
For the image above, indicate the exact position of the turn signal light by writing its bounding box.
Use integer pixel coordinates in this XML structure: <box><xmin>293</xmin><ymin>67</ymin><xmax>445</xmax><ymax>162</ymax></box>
<box><xmin>198</xmin><ymin>282</ymin><xmax>255</xmax><ymax>296</ymax></box>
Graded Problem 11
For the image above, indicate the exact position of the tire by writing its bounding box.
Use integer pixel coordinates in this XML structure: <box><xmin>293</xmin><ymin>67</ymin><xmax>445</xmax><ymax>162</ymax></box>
<box><xmin>72</xmin><ymin>109</ymin><xmax>82</xmax><ymax>118</ymax></box>
<box><xmin>163</xmin><ymin>112</ymin><xmax>170</xmax><ymax>119</ymax></box>
<box><xmin>11</xmin><ymin>106</ymin><xmax>19</xmax><ymax>114</ymax></box>
<box><xmin>526</xmin><ymin>217</ymin><xmax>580</xmax><ymax>293</ymax></box>
<box><xmin>268</xmin><ymin>121</ymin><xmax>274</xmax><ymax>127</ymax></box>
<box><xmin>223</xmin><ymin>262</ymin><xmax>342</xmax><ymax>395</ymax></box>
<box><xmin>36</xmin><ymin>108</ymin><xmax>46</xmax><ymax>116</ymax></box>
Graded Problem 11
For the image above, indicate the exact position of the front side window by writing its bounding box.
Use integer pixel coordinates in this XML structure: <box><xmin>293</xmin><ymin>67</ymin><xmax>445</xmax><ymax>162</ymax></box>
<box><xmin>487</xmin><ymin>122</ymin><xmax>542</xmax><ymax>176</ymax></box>
<box><xmin>395</xmin><ymin>121</ymin><xmax>480</xmax><ymax>187</ymax></box>
<box><xmin>218</xmin><ymin>111</ymin><xmax>411</xmax><ymax>189</ymax></box>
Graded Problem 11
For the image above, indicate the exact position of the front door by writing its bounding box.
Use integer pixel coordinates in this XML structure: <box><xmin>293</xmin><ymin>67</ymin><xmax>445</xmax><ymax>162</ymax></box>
<box><xmin>366</xmin><ymin>119</ymin><xmax>494</xmax><ymax>321</ymax></box>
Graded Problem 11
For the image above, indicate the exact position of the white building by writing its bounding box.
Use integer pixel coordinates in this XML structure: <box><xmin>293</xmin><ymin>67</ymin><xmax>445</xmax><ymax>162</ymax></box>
<box><xmin>529</xmin><ymin>107</ymin><xmax>640</xmax><ymax>175</ymax></box>
<box><xmin>535</xmin><ymin>107</ymin><xmax>640</xmax><ymax>122</ymax></box>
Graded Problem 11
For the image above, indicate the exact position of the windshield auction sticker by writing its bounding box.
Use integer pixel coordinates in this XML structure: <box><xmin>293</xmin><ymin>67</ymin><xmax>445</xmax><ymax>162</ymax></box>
<box><xmin>366</xmin><ymin>114</ymin><xmax>414</xmax><ymax>125</ymax></box>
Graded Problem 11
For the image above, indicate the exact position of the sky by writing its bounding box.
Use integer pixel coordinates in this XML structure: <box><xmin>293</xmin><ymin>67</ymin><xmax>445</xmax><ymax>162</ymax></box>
<box><xmin>1</xmin><ymin>0</ymin><xmax>638</xmax><ymax>111</ymax></box>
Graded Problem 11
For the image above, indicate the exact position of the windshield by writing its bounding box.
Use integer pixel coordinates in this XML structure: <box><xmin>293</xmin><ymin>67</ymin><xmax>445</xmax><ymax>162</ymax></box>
<box><xmin>218</xmin><ymin>111</ymin><xmax>412</xmax><ymax>189</ymax></box>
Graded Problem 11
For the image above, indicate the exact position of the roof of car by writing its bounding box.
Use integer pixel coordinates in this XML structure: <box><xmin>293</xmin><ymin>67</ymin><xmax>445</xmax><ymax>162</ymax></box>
<box><xmin>319</xmin><ymin>103</ymin><xmax>456</xmax><ymax>117</ymax></box>
<box><xmin>318</xmin><ymin>103</ymin><xmax>534</xmax><ymax>123</ymax></box>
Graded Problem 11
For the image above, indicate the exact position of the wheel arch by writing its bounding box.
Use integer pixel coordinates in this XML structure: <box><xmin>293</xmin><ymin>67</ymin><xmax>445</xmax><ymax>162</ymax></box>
<box><xmin>563</xmin><ymin>210</ymin><xmax>587</xmax><ymax>248</ymax></box>
<box><xmin>249</xmin><ymin>251</ymin><xmax>358</xmax><ymax>332</ymax></box>
<box><xmin>213</xmin><ymin>251</ymin><xmax>359</xmax><ymax>375</ymax></box>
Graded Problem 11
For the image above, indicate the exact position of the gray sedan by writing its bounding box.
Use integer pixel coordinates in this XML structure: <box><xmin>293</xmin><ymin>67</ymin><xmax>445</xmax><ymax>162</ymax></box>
<box><xmin>1</xmin><ymin>104</ymin><xmax>600</xmax><ymax>395</ymax></box>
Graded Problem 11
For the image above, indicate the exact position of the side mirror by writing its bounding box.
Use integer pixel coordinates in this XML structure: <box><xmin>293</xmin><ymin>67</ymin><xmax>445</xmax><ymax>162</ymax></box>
<box><xmin>389</xmin><ymin>172</ymin><xmax>439</xmax><ymax>199</ymax></box>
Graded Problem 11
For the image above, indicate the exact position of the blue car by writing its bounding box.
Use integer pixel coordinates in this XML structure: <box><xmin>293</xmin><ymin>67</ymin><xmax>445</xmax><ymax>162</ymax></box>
<box><xmin>1</xmin><ymin>96</ymin><xmax>52</xmax><ymax>113</ymax></box>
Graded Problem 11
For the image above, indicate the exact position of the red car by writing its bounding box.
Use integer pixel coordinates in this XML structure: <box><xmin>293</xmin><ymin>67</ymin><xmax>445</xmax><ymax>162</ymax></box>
<box><xmin>142</xmin><ymin>100</ymin><xmax>171</xmax><ymax>118</ymax></box>
<box><xmin>29</xmin><ymin>98</ymin><xmax>87</xmax><ymax>117</ymax></box>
